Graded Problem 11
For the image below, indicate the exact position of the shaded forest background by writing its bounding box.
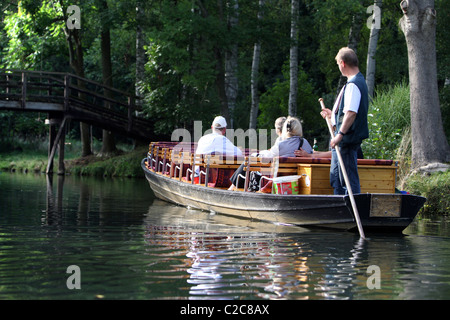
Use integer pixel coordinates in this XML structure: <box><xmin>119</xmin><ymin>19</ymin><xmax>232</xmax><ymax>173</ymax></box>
<box><xmin>1</xmin><ymin>0</ymin><xmax>449</xmax><ymax>159</ymax></box>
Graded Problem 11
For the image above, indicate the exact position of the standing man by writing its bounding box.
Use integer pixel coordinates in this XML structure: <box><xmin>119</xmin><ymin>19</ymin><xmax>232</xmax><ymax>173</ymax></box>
<box><xmin>320</xmin><ymin>47</ymin><xmax>369</xmax><ymax>195</ymax></box>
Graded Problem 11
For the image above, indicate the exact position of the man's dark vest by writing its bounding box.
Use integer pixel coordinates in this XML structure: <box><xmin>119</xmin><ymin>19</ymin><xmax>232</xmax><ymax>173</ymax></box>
<box><xmin>335</xmin><ymin>72</ymin><xmax>369</xmax><ymax>146</ymax></box>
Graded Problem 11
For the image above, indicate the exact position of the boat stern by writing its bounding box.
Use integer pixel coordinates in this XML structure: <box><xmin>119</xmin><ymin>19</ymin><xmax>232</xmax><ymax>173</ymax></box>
<box><xmin>347</xmin><ymin>193</ymin><xmax>426</xmax><ymax>233</ymax></box>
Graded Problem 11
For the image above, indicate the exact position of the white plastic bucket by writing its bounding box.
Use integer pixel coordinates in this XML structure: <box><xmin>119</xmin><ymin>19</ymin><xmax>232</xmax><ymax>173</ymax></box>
<box><xmin>272</xmin><ymin>175</ymin><xmax>302</xmax><ymax>195</ymax></box>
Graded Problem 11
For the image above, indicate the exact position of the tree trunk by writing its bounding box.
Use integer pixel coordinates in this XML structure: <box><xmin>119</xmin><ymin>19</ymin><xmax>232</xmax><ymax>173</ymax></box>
<box><xmin>399</xmin><ymin>0</ymin><xmax>450</xmax><ymax>168</ymax></box>
<box><xmin>136</xmin><ymin>0</ymin><xmax>145</xmax><ymax>111</ymax></box>
<box><xmin>72</xmin><ymin>32</ymin><xmax>92</xmax><ymax>158</ymax></box>
<box><xmin>99</xmin><ymin>0</ymin><xmax>117</xmax><ymax>156</ymax></box>
<box><xmin>288</xmin><ymin>0</ymin><xmax>299</xmax><ymax>117</ymax></box>
<box><xmin>249</xmin><ymin>43</ymin><xmax>261</xmax><ymax>130</ymax></box>
<box><xmin>225</xmin><ymin>0</ymin><xmax>239</xmax><ymax>129</ymax></box>
<box><xmin>60</xmin><ymin>0</ymin><xmax>92</xmax><ymax>157</ymax></box>
<box><xmin>366</xmin><ymin>0</ymin><xmax>382</xmax><ymax>99</ymax></box>
<box><xmin>249</xmin><ymin>0</ymin><xmax>264</xmax><ymax>130</ymax></box>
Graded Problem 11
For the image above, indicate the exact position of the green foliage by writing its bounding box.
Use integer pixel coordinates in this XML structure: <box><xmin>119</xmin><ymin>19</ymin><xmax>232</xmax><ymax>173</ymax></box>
<box><xmin>362</xmin><ymin>81</ymin><xmax>411</xmax><ymax>159</ymax></box>
<box><xmin>404</xmin><ymin>170</ymin><xmax>450</xmax><ymax>216</ymax></box>
<box><xmin>258</xmin><ymin>62</ymin><xmax>322</xmax><ymax>137</ymax></box>
<box><xmin>371</xmin><ymin>0</ymin><xmax>409</xmax><ymax>85</ymax></box>
<box><xmin>436</xmin><ymin>0</ymin><xmax>450</xmax><ymax>85</ymax></box>
<box><xmin>0</xmin><ymin>0</ymin><xmax>449</xmax><ymax>156</ymax></box>
<box><xmin>0</xmin><ymin>112</ymin><xmax>47</xmax><ymax>140</ymax></box>
<box><xmin>1</xmin><ymin>1</ymin><xmax>67</xmax><ymax>70</ymax></box>
<box><xmin>439</xmin><ymin>84</ymin><xmax>450</xmax><ymax>141</ymax></box>
<box><xmin>140</xmin><ymin>1</ymin><xmax>233</xmax><ymax>135</ymax></box>
<box><xmin>306</xmin><ymin>0</ymin><xmax>366</xmax><ymax>92</ymax></box>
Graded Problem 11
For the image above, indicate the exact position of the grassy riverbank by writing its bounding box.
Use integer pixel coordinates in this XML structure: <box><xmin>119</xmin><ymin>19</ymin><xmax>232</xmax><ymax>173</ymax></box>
<box><xmin>65</xmin><ymin>147</ymin><xmax>148</xmax><ymax>178</ymax></box>
<box><xmin>0</xmin><ymin>141</ymin><xmax>448</xmax><ymax>216</ymax></box>
<box><xmin>0</xmin><ymin>138</ymin><xmax>147</xmax><ymax>178</ymax></box>
<box><xmin>402</xmin><ymin>171</ymin><xmax>449</xmax><ymax>217</ymax></box>
<box><xmin>0</xmin><ymin>147</ymin><xmax>148</xmax><ymax>178</ymax></box>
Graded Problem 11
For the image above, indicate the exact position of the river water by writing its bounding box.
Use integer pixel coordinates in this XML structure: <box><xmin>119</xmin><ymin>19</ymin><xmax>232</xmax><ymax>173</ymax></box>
<box><xmin>0</xmin><ymin>172</ymin><xmax>449</xmax><ymax>301</ymax></box>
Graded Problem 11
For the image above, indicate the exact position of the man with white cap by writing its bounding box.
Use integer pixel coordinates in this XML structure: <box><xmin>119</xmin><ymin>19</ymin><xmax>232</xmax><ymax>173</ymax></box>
<box><xmin>195</xmin><ymin>116</ymin><xmax>243</xmax><ymax>156</ymax></box>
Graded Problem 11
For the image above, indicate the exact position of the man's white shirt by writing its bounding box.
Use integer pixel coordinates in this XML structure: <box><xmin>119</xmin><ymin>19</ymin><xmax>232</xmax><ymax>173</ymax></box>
<box><xmin>195</xmin><ymin>132</ymin><xmax>243</xmax><ymax>156</ymax></box>
<box><xmin>331</xmin><ymin>75</ymin><xmax>361</xmax><ymax>126</ymax></box>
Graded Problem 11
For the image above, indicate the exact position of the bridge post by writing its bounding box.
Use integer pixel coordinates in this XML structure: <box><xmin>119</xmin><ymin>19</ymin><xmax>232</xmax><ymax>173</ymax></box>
<box><xmin>46</xmin><ymin>115</ymin><xmax>67</xmax><ymax>175</ymax></box>
<box><xmin>47</xmin><ymin>117</ymin><xmax>56</xmax><ymax>174</ymax></box>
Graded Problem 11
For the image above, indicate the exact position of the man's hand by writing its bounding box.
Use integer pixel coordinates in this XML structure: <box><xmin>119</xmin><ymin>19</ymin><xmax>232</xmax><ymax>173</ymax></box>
<box><xmin>294</xmin><ymin>148</ymin><xmax>309</xmax><ymax>157</ymax></box>
<box><xmin>320</xmin><ymin>108</ymin><xmax>332</xmax><ymax>120</ymax></box>
<box><xmin>330</xmin><ymin>133</ymin><xmax>343</xmax><ymax>148</ymax></box>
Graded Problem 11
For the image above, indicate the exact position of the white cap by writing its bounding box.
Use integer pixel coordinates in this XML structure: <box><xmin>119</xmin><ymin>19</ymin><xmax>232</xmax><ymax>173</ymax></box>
<box><xmin>212</xmin><ymin>116</ymin><xmax>227</xmax><ymax>129</ymax></box>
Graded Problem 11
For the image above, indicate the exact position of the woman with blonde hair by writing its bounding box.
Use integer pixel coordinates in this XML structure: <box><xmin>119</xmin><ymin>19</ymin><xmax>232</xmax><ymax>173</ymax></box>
<box><xmin>270</xmin><ymin>116</ymin><xmax>313</xmax><ymax>158</ymax></box>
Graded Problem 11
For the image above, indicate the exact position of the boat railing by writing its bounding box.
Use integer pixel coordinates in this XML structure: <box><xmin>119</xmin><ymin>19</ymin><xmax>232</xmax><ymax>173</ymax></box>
<box><xmin>186</xmin><ymin>153</ymin><xmax>206</xmax><ymax>185</ymax></box>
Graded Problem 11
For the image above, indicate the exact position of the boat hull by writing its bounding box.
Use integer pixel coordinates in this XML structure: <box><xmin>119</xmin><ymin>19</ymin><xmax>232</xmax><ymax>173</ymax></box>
<box><xmin>142</xmin><ymin>159</ymin><xmax>426</xmax><ymax>233</ymax></box>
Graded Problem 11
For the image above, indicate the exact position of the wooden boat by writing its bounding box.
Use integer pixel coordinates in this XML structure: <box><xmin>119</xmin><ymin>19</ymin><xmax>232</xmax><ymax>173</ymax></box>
<box><xmin>142</xmin><ymin>142</ymin><xmax>426</xmax><ymax>233</ymax></box>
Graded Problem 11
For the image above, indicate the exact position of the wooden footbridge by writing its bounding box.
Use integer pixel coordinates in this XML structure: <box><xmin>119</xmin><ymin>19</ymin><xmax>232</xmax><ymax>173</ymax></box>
<box><xmin>0</xmin><ymin>70</ymin><xmax>155</xmax><ymax>174</ymax></box>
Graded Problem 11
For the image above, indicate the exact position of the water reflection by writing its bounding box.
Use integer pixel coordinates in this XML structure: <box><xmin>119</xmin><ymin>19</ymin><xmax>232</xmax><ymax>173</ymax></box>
<box><xmin>142</xmin><ymin>202</ymin><xmax>425</xmax><ymax>300</ymax></box>
<box><xmin>43</xmin><ymin>174</ymin><xmax>149</xmax><ymax>228</ymax></box>
<box><xmin>141</xmin><ymin>199</ymin><xmax>450</xmax><ymax>300</ymax></box>
<box><xmin>1</xmin><ymin>172</ymin><xmax>450</xmax><ymax>299</ymax></box>
<box><xmin>45</xmin><ymin>174</ymin><xmax>64</xmax><ymax>225</ymax></box>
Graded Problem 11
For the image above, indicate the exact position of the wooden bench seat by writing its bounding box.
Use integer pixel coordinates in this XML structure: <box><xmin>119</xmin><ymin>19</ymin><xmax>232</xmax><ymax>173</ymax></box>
<box><xmin>235</xmin><ymin>156</ymin><xmax>398</xmax><ymax>194</ymax></box>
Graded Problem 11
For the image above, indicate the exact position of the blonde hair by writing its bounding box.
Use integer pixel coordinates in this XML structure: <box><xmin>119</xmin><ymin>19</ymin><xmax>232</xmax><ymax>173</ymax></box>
<box><xmin>282</xmin><ymin>116</ymin><xmax>303</xmax><ymax>138</ymax></box>
<box><xmin>274</xmin><ymin>117</ymin><xmax>286</xmax><ymax>134</ymax></box>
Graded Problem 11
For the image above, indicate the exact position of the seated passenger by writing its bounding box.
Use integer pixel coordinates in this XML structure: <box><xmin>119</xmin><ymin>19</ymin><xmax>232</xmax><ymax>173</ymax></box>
<box><xmin>229</xmin><ymin>116</ymin><xmax>313</xmax><ymax>191</ymax></box>
<box><xmin>270</xmin><ymin>116</ymin><xmax>313</xmax><ymax>157</ymax></box>
<box><xmin>193</xmin><ymin>116</ymin><xmax>242</xmax><ymax>187</ymax></box>
<box><xmin>196</xmin><ymin>116</ymin><xmax>243</xmax><ymax>157</ymax></box>
<box><xmin>257</xmin><ymin>116</ymin><xmax>286</xmax><ymax>158</ymax></box>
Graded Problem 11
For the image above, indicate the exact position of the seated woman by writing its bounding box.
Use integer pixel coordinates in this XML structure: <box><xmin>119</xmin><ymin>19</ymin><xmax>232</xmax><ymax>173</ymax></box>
<box><xmin>257</xmin><ymin>116</ymin><xmax>286</xmax><ymax>157</ymax></box>
<box><xmin>269</xmin><ymin>116</ymin><xmax>313</xmax><ymax>157</ymax></box>
<box><xmin>229</xmin><ymin>116</ymin><xmax>313</xmax><ymax>191</ymax></box>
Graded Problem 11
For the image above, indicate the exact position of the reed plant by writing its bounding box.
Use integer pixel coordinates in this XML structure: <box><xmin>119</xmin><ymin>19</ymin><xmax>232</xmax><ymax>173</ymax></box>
<box><xmin>362</xmin><ymin>81</ymin><xmax>415</xmax><ymax>185</ymax></box>
<box><xmin>362</xmin><ymin>81</ymin><xmax>411</xmax><ymax>160</ymax></box>
<box><xmin>395</xmin><ymin>125</ymin><xmax>412</xmax><ymax>188</ymax></box>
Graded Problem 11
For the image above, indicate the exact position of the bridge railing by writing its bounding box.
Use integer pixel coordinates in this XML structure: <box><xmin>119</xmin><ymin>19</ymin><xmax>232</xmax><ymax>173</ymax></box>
<box><xmin>0</xmin><ymin>69</ymin><xmax>142</xmax><ymax>119</ymax></box>
<box><xmin>0</xmin><ymin>70</ymin><xmax>64</xmax><ymax>105</ymax></box>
